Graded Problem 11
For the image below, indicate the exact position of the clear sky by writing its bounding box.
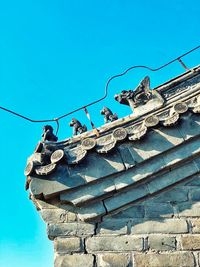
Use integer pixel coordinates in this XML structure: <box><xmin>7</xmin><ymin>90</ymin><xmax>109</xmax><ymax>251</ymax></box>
<box><xmin>0</xmin><ymin>1</ymin><xmax>199</xmax><ymax>266</ymax></box>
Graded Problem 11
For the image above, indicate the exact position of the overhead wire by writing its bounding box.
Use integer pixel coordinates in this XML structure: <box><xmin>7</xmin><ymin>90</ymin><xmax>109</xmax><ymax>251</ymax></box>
<box><xmin>0</xmin><ymin>44</ymin><xmax>200</xmax><ymax>135</ymax></box>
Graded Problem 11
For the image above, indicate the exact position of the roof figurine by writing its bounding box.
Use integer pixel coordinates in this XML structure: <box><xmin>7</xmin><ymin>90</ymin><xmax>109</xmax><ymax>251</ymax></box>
<box><xmin>115</xmin><ymin>76</ymin><xmax>164</xmax><ymax>113</ymax></box>
<box><xmin>114</xmin><ymin>76</ymin><xmax>152</xmax><ymax>108</ymax></box>
<box><xmin>42</xmin><ymin>125</ymin><xmax>58</xmax><ymax>142</ymax></box>
<box><xmin>100</xmin><ymin>106</ymin><xmax>118</xmax><ymax>123</ymax></box>
<box><xmin>69</xmin><ymin>118</ymin><xmax>87</xmax><ymax>136</ymax></box>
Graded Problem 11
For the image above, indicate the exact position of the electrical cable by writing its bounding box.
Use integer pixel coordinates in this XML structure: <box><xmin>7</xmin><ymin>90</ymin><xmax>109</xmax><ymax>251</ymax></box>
<box><xmin>0</xmin><ymin>44</ymin><xmax>200</xmax><ymax>134</ymax></box>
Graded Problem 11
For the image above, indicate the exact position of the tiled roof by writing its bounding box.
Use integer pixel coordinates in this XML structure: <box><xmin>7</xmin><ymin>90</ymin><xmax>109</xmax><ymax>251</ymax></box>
<box><xmin>25</xmin><ymin>66</ymin><xmax>200</xmax><ymax>221</ymax></box>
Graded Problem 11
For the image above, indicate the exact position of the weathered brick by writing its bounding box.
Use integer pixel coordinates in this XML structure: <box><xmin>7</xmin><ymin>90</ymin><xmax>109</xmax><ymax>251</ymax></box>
<box><xmin>104</xmin><ymin>184</ymin><xmax>149</xmax><ymax>212</ymax></box>
<box><xmin>134</xmin><ymin>252</ymin><xmax>195</xmax><ymax>267</ymax></box>
<box><xmin>145</xmin><ymin>203</ymin><xmax>174</xmax><ymax>218</ymax></box>
<box><xmin>77</xmin><ymin>202</ymin><xmax>106</xmax><ymax>221</ymax></box>
<box><xmin>184</xmin><ymin>174</ymin><xmax>200</xmax><ymax>186</ymax></box>
<box><xmin>97</xmin><ymin>253</ymin><xmax>131</xmax><ymax>267</ymax></box>
<box><xmin>129</xmin><ymin>127</ymin><xmax>184</xmax><ymax>162</ymax></box>
<box><xmin>162</xmin><ymin>136</ymin><xmax>200</xmax><ymax>166</ymax></box>
<box><xmin>114</xmin><ymin>136</ymin><xmax>200</xmax><ymax>193</ymax></box>
<box><xmin>30</xmin><ymin>165</ymin><xmax>86</xmax><ymax>199</ymax></box>
<box><xmin>149</xmin><ymin>187</ymin><xmax>188</xmax><ymax>203</ymax></box>
<box><xmin>193</xmin><ymin>157</ymin><xmax>200</xmax><ymax>171</ymax></box>
<box><xmin>181</xmin><ymin>235</ymin><xmax>200</xmax><ymax>250</ymax></box>
<box><xmin>189</xmin><ymin>187</ymin><xmax>200</xmax><ymax>201</ymax></box>
<box><xmin>111</xmin><ymin>205</ymin><xmax>144</xmax><ymax>219</ymax></box>
<box><xmin>47</xmin><ymin>223</ymin><xmax>95</xmax><ymax>239</ymax></box>
<box><xmin>148</xmin><ymin>235</ymin><xmax>176</xmax><ymax>251</ymax></box>
<box><xmin>68</xmin><ymin>151</ymin><xmax>125</xmax><ymax>183</ymax></box>
<box><xmin>86</xmin><ymin>236</ymin><xmax>143</xmax><ymax>252</ymax></box>
<box><xmin>178</xmin><ymin>112</ymin><xmax>200</xmax><ymax>140</ymax></box>
<box><xmin>60</xmin><ymin>178</ymin><xmax>115</xmax><ymax>206</ymax></box>
<box><xmin>176</xmin><ymin>202</ymin><xmax>200</xmax><ymax>217</ymax></box>
<box><xmin>33</xmin><ymin>198</ymin><xmax>59</xmax><ymax>210</ymax></box>
<box><xmin>117</xmin><ymin>144</ymin><xmax>136</xmax><ymax>169</ymax></box>
<box><xmin>198</xmin><ymin>252</ymin><xmax>200</xmax><ymax>267</ymax></box>
<box><xmin>59</xmin><ymin>204</ymin><xmax>78</xmax><ymax>222</ymax></box>
<box><xmin>40</xmin><ymin>209</ymin><xmax>68</xmax><ymax>223</ymax></box>
<box><xmin>131</xmin><ymin>219</ymin><xmax>188</xmax><ymax>234</ymax></box>
<box><xmin>97</xmin><ymin>219</ymin><xmax>127</xmax><ymax>235</ymax></box>
<box><xmin>191</xmin><ymin>219</ymin><xmax>200</xmax><ymax>233</ymax></box>
<box><xmin>114</xmin><ymin>156</ymin><xmax>165</xmax><ymax>190</ymax></box>
<box><xmin>66</xmin><ymin>212</ymin><xmax>77</xmax><ymax>222</ymax></box>
<box><xmin>54</xmin><ymin>254</ymin><xmax>94</xmax><ymax>267</ymax></box>
<box><xmin>54</xmin><ymin>237</ymin><xmax>82</xmax><ymax>253</ymax></box>
<box><xmin>147</xmin><ymin>161</ymin><xmax>199</xmax><ymax>194</ymax></box>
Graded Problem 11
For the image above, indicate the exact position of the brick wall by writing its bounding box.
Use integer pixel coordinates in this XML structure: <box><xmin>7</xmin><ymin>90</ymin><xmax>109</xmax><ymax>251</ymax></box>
<box><xmin>35</xmin><ymin>173</ymin><xmax>200</xmax><ymax>267</ymax></box>
<box><xmin>27</xmin><ymin>70</ymin><xmax>200</xmax><ymax>267</ymax></box>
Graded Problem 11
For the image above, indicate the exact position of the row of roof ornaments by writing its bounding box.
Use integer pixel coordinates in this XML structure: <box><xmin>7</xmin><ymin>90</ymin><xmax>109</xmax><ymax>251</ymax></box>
<box><xmin>24</xmin><ymin>74</ymin><xmax>200</xmax><ymax>181</ymax></box>
<box><xmin>42</xmin><ymin>76</ymin><xmax>153</xmax><ymax>139</ymax></box>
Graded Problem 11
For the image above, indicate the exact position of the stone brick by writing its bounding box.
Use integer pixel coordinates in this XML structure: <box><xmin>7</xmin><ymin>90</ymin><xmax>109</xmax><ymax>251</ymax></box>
<box><xmin>104</xmin><ymin>184</ymin><xmax>149</xmax><ymax>212</ymax></box>
<box><xmin>181</xmin><ymin>235</ymin><xmax>200</xmax><ymax>250</ymax></box>
<box><xmin>134</xmin><ymin>252</ymin><xmax>195</xmax><ymax>267</ymax></box>
<box><xmin>66</xmin><ymin>212</ymin><xmax>77</xmax><ymax>222</ymax></box>
<box><xmin>148</xmin><ymin>235</ymin><xmax>176</xmax><ymax>251</ymax></box>
<box><xmin>47</xmin><ymin>223</ymin><xmax>95</xmax><ymax>239</ymax></box>
<box><xmin>33</xmin><ymin>198</ymin><xmax>58</xmax><ymax>210</ymax></box>
<box><xmin>68</xmin><ymin>151</ymin><xmax>125</xmax><ymax>183</ymax></box>
<box><xmin>178</xmin><ymin>112</ymin><xmax>200</xmax><ymax>140</ymax></box>
<box><xmin>86</xmin><ymin>236</ymin><xmax>143</xmax><ymax>252</ymax></box>
<box><xmin>56</xmin><ymin>204</ymin><xmax>77</xmax><ymax>222</ymax></box>
<box><xmin>114</xmin><ymin>156</ymin><xmax>165</xmax><ymax>191</ymax></box>
<box><xmin>176</xmin><ymin>202</ymin><xmax>200</xmax><ymax>217</ymax></box>
<box><xmin>54</xmin><ymin>237</ymin><xmax>82</xmax><ymax>253</ymax></box>
<box><xmin>30</xmin><ymin>165</ymin><xmax>86</xmax><ymax>199</ymax></box>
<box><xmin>191</xmin><ymin>219</ymin><xmax>200</xmax><ymax>233</ymax></box>
<box><xmin>117</xmin><ymin>144</ymin><xmax>136</xmax><ymax>169</ymax></box>
<box><xmin>189</xmin><ymin>187</ymin><xmax>200</xmax><ymax>201</ymax></box>
<box><xmin>128</xmin><ymin>127</ymin><xmax>184</xmax><ymax>163</ymax></box>
<box><xmin>60</xmin><ymin>178</ymin><xmax>115</xmax><ymax>206</ymax></box>
<box><xmin>54</xmin><ymin>254</ymin><xmax>94</xmax><ymax>267</ymax></box>
<box><xmin>147</xmin><ymin>187</ymin><xmax>188</xmax><ymax>203</ymax></box>
<box><xmin>147</xmin><ymin>161</ymin><xmax>199</xmax><ymax>194</ymax></box>
<box><xmin>97</xmin><ymin>253</ymin><xmax>131</xmax><ymax>267</ymax></box>
<box><xmin>97</xmin><ymin>219</ymin><xmax>127</xmax><ymax>235</ymax></box>
<box><xmin>162</xmin><ymin>136</ymin><xmax>200</xmax><ymax>166</ymax></box>
<box><xmin>115</xmin><ymin>137</ymin><xmax>200</xmax><ymax>193</ymax></box>
<box><xmin>59</xmin><ymin>204</ymin><xmax>78</xmax><ymax>222</ymax></box>
<box><xmin>109</xmin><ymin>144</ymin><xmax>200</xmax><ymax>205</ymax></box>
<box><xmin>111</xmin><ymin>205</ymin><xmax>144</xmax><ymax>219</ymax></box>
<box><xmin>77</xmin><ymin>202</ymin><xmax>106</xmax><ymax>221</ymax></box>
<box><xmin>184</xmin><ymin>174</ymin><xmax>200</xmax><ymax>186</ymax></box>
<box><xmin>131</xmin><ymin>219</ymin><xmax>188</xmax><ymax>234</ymax></box>
<box><xmin>40</xmin><ymin>209</ymin><xmax>68</xmax><ymax>223</ymax></box>
<box><xmin>193</xmin><ymin>157</ymin><xmax>200</xmax><ymax>171</ymax></box>
<box><xmin>145</xmin><ymin>203</ymin><xmax>174</xmax><ymax>218</ymax></box>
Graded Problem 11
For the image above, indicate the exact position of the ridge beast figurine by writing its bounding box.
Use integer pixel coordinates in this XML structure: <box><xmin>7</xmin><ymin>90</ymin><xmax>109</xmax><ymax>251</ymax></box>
<box><xmin>114</xmin><ymin>76</ymin><xmax>152</xmax><ymax>107</ymax></box>
<box><xmin>42</xmin><ymin>125</ymin><xmax>58</xmax><ymax>142</ymax></box>
<box><xmin>69</xmin><ymin>118</ymin><xmax>87</xmax><ymax>135</ymax></box>
<box><xmin>100</xmin><ymin>106</ymin><xmax>118</xmax><ymax>123</ymax></box>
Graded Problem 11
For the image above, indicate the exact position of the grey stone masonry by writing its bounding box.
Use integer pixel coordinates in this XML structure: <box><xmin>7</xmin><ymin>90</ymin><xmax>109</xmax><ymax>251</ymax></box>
<box><xmin>54</xmin><ymin>254</ymin><xmax>94</xmax><ymax>267</ymax></box>
<box><xmin>134</xmin><ymin>252</ymin><xmax>195</xmax><ymax>267</ymax></box>
<box><xmin>54</xmin><ymin>238</ymin><xmax>83</xmax><ymax>253</ymax></box>
<box><xmin>97</xmin><ymin>253</ymin><xmax>131</xmax><ymax>267</ymax></box>
<box><xmin>86</xmin><ymin>236</ymin><xmax>143</xmax><ymax>252</ymax></box>
<box><xmin>47</xmin><ymin>222</ymin><xmax>95</xmax><ymax>239</ymax></box>
<box><xmin>26</xmin><ymin>67</ymin><xmax>200</xmax><ymax>266</ymax></box>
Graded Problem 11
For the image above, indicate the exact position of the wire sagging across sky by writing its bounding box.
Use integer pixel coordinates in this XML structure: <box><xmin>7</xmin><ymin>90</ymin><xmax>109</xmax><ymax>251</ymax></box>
<box><xmin>1</xmin><ymin>44</ymin><xmax>200</xmax><ymax>134</ymax></box>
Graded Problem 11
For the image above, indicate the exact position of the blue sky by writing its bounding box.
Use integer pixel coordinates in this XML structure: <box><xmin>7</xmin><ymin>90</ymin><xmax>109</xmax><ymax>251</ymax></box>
<box><xmin>0</xmin><ymin>1</ymin><xmax>199</xmax><ymax>266</ymax></box>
